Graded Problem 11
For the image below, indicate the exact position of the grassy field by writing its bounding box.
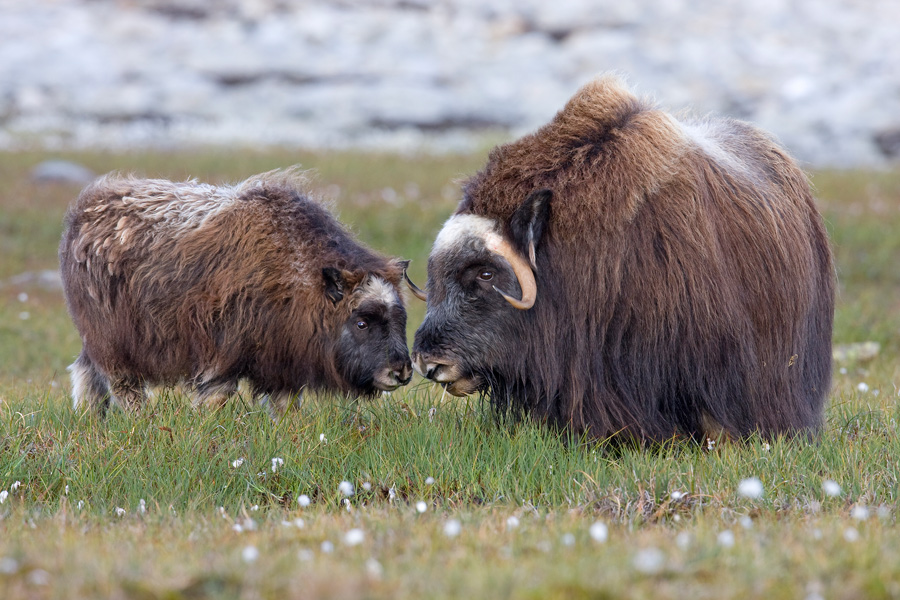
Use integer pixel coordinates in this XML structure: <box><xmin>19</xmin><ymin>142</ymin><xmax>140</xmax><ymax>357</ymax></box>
<box><xmin>1</xmin><ymin>149</ymin><xmax>899</xmax><ymax>599</ymax></box>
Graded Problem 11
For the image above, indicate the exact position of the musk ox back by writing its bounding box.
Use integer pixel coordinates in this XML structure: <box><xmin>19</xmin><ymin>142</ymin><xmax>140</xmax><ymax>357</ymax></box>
<box><xmin>410</xmin><ymin>76</ymin><xmax>834</xmax><ymax>442</ymax></box>
<box><xmin>60</xmin><ymin>170</ymin><xmax>412</xmax><ymax>414</ymax></box>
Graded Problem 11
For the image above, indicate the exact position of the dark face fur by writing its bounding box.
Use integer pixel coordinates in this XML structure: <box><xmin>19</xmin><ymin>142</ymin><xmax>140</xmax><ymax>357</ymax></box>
<box><xmin>412</xmin><ymin>191</ymin><xmax>550</xmax><ymax>396</ymax></box>
<box><xmin>326</xmin><ymin>269</ymin><xmax>412</xmax><ymax>395</ymax></box>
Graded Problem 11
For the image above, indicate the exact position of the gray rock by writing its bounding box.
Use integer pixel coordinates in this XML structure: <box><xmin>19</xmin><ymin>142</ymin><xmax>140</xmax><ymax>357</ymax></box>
<box><xmin>30</xmin><ymin>160</ymin><xmax>95</xmax><ymax>185</ymax></box>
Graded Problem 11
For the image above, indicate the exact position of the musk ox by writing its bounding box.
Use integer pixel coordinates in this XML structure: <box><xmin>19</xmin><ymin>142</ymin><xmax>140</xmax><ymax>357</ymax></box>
<box><xmin>60</xmin><ymin>169</ymin><xmax>412</xmax><ymax>414</ymax></box>
<box><xmin>409</xmin><ymin>76</ymin><xmax>835</xmax><ymax>442</ymax></box>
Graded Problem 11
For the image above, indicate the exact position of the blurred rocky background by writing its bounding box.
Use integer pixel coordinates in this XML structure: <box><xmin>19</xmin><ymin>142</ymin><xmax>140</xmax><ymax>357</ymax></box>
<box><xmin>1</xmin><ymin>0</ymin><xmax>898</xmax><ymax>167</ymax></box>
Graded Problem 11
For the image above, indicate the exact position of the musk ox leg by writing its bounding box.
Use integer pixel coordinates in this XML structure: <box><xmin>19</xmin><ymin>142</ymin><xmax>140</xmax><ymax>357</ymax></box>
<box><xmin>193</xmin><ymin>379</ymin><xmax>238</xmax><ymax>410</ymax></box>
<box><xmin>108</xmin><ymin>376</ymin><xmax>147</xmax><ymax>414</ymax></box>
<box><xmin>68</xmin><ymin>352</ymin><xmax>112</xmax><ymax>414</ymax></box>
<box><xmin>259</xmin><ymin>390</ymin><xmax>303</xmax><ymax>419</ymax></box>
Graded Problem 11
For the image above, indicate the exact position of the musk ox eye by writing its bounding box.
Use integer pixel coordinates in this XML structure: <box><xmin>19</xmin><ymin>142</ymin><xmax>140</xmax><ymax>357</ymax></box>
<box><xmin>356</xmin><ymin>320</ymin><xmax>368</xmax><ymax>330</ymax></box>
<box><xmin>477</xmin><ymin>270</ymin><xmax>494</xmax><ymax>281</ymax></box>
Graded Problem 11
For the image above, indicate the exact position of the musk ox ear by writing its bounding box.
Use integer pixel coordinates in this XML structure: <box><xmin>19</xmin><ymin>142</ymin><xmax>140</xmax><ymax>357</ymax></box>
<box><xmin>509</xmin><ymin>188</ymin><xmax>552</xmax><ymax>269</ymax></box>
<box><xmin>322</xmin><ymin>267</ymin><xmax>349</xmax><ymax>304</ymax></box>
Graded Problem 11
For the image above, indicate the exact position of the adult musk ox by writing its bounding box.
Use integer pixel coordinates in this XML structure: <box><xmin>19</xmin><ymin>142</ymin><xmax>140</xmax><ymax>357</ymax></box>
<box><xmin>60</xmin><ymin>169</ymin><xmax>412</xmax><ymax>414</ymax></box>
<box><xmin>409</xmin><ymin>76</ymin><xmax>834</xmax><ymax>442</ymax></box>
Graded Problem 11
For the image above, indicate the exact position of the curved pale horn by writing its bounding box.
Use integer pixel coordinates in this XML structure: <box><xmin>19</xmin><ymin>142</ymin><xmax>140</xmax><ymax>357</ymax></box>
<box><xmin>486</xmin><ymin>236</ymin><xmax>536</xmax><ymax>310</ymax></box>
<box><xmin>403</xmin><ymin>269</ymin><xmax>427</xmax><ymax>302</ymax></box>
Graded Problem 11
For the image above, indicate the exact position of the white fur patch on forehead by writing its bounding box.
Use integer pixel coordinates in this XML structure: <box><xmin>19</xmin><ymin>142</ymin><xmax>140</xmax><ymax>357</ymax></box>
<box><xmin>356</xmin><ymin>276</ymin><xmax>399</xmax><ymax>307</ymax></box>
<box><xmin>432</xmin><ymin>213</ymin><xmax>502</xmax><ymax>255</ymax></box>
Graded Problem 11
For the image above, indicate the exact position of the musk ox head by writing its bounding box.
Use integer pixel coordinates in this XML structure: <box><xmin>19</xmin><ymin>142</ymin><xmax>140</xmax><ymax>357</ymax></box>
<box><xmin>410</xmin><ymin>189</ymin><xmax>550</xmax><ymax>397</ymax></box>
<box><xmin>324</xmin><ymin>262</ymin><xmax>413</xmax><ymax>394</ymax></box>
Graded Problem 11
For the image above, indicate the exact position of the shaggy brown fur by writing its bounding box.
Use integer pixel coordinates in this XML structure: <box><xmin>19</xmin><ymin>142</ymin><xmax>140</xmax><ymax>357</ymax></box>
<box><xmin>413</xmin><ymin>76</ymin><xmax>834</xmax><ymax>442</ymax></box>
<box><xmin>60</xmin><ymin>169</ymin><xmax>412</xmax><ymax>414</ymax></box>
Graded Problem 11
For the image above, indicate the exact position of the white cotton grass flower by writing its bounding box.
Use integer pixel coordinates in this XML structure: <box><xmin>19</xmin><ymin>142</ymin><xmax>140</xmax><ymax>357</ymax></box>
<box><xmin>343</xmin><ymin>528</ymin><xmax>365</xmax><ymax>546</ymax></box>
<box><xmin>843</xmin><ymin>527</ymin><xmax>860</xmax><ymax>542</ymax></box>
<box><xmin>115</xmin><ymin>507</ymin><xmax>126</xmax><ymax>517</ymax></box>
<box><xmin>425</xmin><ymin>477</ymin><xmax>435</xmax><ymax>486</ymax></box>
<box><xmin>11</xmin><ymin>481</ymin><xmax>21</xmax><ymax>491</ymax></box>
<box><xmin>737</xmin><ymin>477</ymin><xmax>764</xmax><ymax>499</ymax></box>
<box><xmin>320</xmin><ymin>540</ymin><xmax>334</xmax><ymax>553</ymax></box>
<box><xmin>362</xmin><ymin>482</ymin><xmax>372</xmax><ymax>491</ymax></box>
<box><xmin>319</xmin><ymin>433</ymin><xmax>327</xmax><ymax>443</ymax></box>
<box><xmin>443</xmin><ymin>519</ymin><xmax>461</xmax><ymax>538</ymax></box>
<box><xmin>589</xmin><ymin>521</ymin><xmax>608</xmax><ymax>543</ymax></box>
<box><xmin>0</xmin><ymin>491</ymin><xmax>8</xmax><ymax>504</ymax></box>
<box><xmin>388</xmin><ymin>487</ymin><xmax>396</xmax><ymax>502</ymax></box>
<box><xmin>822</xmin><ymin>480</ymin><xmax>842</xmax><ymax>497</ymax></box>
<box><xmin>851</xmin><ymin>505</ymin><xmax>870</xmax><ymax>521</ymax></box>
<box><xmin>26</xmin><ymin>569</ymin><xmax>50</xmax><ymax>586</ymax></box>
<box><xmin>338</xmin><ymin>481</ymin><xmax>354</xmax><ymax>497</ymax></box>
<box><xmin>64</xmin><ymin>485</ymin><xmax>69</xmax><ymax>495</ymax></box>
<box><xmin>231</xmin><ymin>458</ymin><xmax>245</xmax><ymax>468</ymax></box>
<box><xmin>670</xmin><ymin>491</ymin><xmax>684</xmax><ymax>501</ymax></box>
<box><xmin>675</xmin><ymin>531</ymin><xmax>691</xmax><ymax>550</ymax></box>
<box><xmin>416</xmin><ymin>501</ymin><xmax>428</xmax><ymax>514</ymax></box>
<box><xmin>0</xmin><ymin>557</ymin><xmax>19</xmax><ymax>575</ymax></box>
<box><xmin>561</xmin><ymin>533</ymin><xmax>576</xmax><ymax>547</ymax></box>
<box><xmin>297</xmin><ymin>494</ymin><xmax>311</xmax><ymax>508</ymax></box>
<box><xmin>717</xmin><ymin>530</ymin><xmax>736</xmax><ymax>548</ymax></box>
<box><xmin>138</xmin><ymin>499</ymin><xmax>146</xmax><ymax>514</ymax></box>
<box><xmin>77</xmin><ymin>500</ymin><xmax>84</xmax><ymax>510</ymax></box>
<box><xmin>271</xmin><ymin>457</ymin><xmax>284</xmax><ymax>473</ymax></box>
<box><xmin>17</xmin><ymin>292</ymin><xmax>28</xmax><ymax>303</ymax></box>
<box><xmin>506</xmin><ymin>516</ymin><xmax>520</xmax><ymax>530</ymax></box>
<box><xmin>632</xmin><ymin>548</ymin><xmax>665</xmax><ymax>574</ymax></box>
<box><xmin>366</xmin><ymin>558</ymin><xmax>383</xmax><ymax>579</ymax></box>
<box><xmin>739</xmin><ymin>515</ymin><xmax>754</xmax><ymax>530</ymax></box>
<box><xmin>241</xmin><ymin>546</ymin><xmax>259</xmax><ymax>563</ymax></box>
<box><xmin>857</xmin><ymin>382</ymin><xmax>869</xmax><ymax>393</ymax></box>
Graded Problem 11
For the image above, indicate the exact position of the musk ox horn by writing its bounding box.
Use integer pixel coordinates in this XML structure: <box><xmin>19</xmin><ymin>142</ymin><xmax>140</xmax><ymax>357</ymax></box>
<box><xmin>403</xmin><ymin>268</ymin><xmax>427</xmax><ymax>302</ymax></box>
<box><xmin>487</xmin><ymin>236</ymin><xmax>536</xmax><ymax>310</ymax></box>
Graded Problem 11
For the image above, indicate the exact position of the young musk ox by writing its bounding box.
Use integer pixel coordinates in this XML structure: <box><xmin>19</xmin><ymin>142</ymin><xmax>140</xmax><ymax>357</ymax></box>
<box><xmin>60</xmin><ymin>169</ymin><xmax>412</xmax><ymax>414</ymax></box>
<box><xmin>409</xmin><ymin>76</ymin><xmax>835</xmax><ymax>443</ymax></box>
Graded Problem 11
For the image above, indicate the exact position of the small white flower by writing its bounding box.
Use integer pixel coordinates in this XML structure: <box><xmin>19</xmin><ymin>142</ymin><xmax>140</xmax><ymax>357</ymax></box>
<box><xmin>232</xmin><ymin>523</ymin><xmax>244</xmax><ymax>533</ymax></box>
<box><xmin>675</xmin><ymin>531</ymin><xmax>691</xmax><ymax>550</ymax></box>
<box><xmin>242</xmin><ymin>518</ymin><xmax>257</xmax><ymax>531</ymax></box>
<box><xmin>77</xmin><ymin>500</ymin><xmax>84</xmax><ymax>510</ymax></box>
<box><xmin>670</xmin><ymin>491</ymin><xmax>683</xmax><ymax>501</ymax></box>
<box><xmin>633</xmin><ymin>548</ymin><xmax>665</xmax><ymax>574</ymax></box>
<box><xmin>338</xmin><ymin>481</ymin><xmax>354</xmax><ymax>497</ymax></box>
<box><xmin>115</xmin><ymin>507</ymin><xmax>126</xmax><ymax>517</ymax></box>
<box><xmin>64</xmin><ymin>485</ymin><xmax>69</xmax><ymax>495</ymax></box>
<box><xmin>843</xmin><ymin>527</ymin><xmax>860</xmax><ymax>542</ymax></box>
<box><xmin>739</xmin><ymin>515</ymin><xmax>753</xmax><ymax>530</ymax></box>
<box><xmin>231</xmin><ymin>458</ymin><xmax>244</xmax><ymax>468</ymax></box>
<box><xmin>851</xmin><ymin>505</ymin><xmax>869</xmax><ymax>520</ymax></box>
<box><xmin>241</xmin><ymin>546</ymin><xmax>259</xmax><ymax>563</ymax></box>
<box><xmin>271</xmin><ymin>457</ymin><xmax>284</xmax><ymax>473</ymax></box>
<box><xmin>17</xmin><ymin>292</ymin><xmax>28</xmax><ymax>303</ymax></box>
<box><xmin>138</xmin><ymin>499</ymin><xmax>146</xmax><ymax>514</ymax></box>
<box><xmin>292</xmin><ymin>518</ymin><xmax>305</xmax><ymax>528</ymax></box>
<box><xmin>857</xmin><ymin>382</ymin><xmax>869</xmax><ymax>393</ymax></box>
<box><xmin>737</xmin><ymin>477</ymin><xmax>764</xmax><ymax>499</ymax></box>
<box><xmin>366</xmin><ymin>558</ymin><xmax>383</xmax><ymax>578</ymax></box>
<box><xmin>343</xmin><ymin>528</ymin><xmax>365</xmax><ymax>546</ymax></box>
<box><xmin>0</xmin><ymin>491</ymin><xmax>8</xmax><ymax>504</ymax></box>
<box><xmin>717</xmin><ymin>530</ymin><xmax>735</xmax><ymax>548</ymax></box>
<box><xmin>425</xmin><ymin>477</ymin><xmax>435</xmax><ymax>486</ymax></box>
<box><xmin>250</xmin><ymin>504</ymin><xmax>259</xmax><ymax>512</ymax></box>
<box><xmin>416</xmin><ymin>501</ymin><xmax>428</xmax><ymax>514</ymax></box>
<box><xmin>589</xmin><ymin>521</ymin><xmax>608</xmax><ymax>543</ymax></box>
<box><xmin>362</xmin><ymin>482</ymin><xmax>372</xmax><ymax>491</ymax></box>
<box><xmin>321</xmin><ymin>540</ymin><xmax>334</xmax><ymax>553</ymax></box>
<box><xmin>443</xmin><ymin>519</ymin><xmax>461</xmax><ymax>538</ymax></box>
<box><xmin>26</xmin><ymin>569</ymin><xmax>50</xmax><ymax>586</ymax></box>
<box><xmin>561</xmin><ymin>533</ymin><xmax>575</xmax><ymax>547</ymax></box>
<box><xmin>706</xmin><ymin>438</ymin><xmax>716</xmax><ymax>451</ymax></box>
<box><xmin>388</xmin><ymin>487</ymin><xmax>396</xmax><ymax>502</ymax></box>
<box><xmin>297</xmin><ymin>494</ymin><xmax>311</xmax><ymax>508</ymax></box>
<box><xmin>342</xmin><ymin>498</ymin><xmax>352</xmax><ymax>511</ymax></box>
<box><xmin>0</xmin><ymin>557</ymin><xmax>19</xmax><ymax>574</ymax></box>
<box><xmin>11</xmin><ymin>481</ymin><xmax>21</xmax><ymax>491</ymax></box>
<box><xmin>319</xmin><ymin>433</ymin><xmax>327</xmax><ymax>443</ymax></box>
<box><xmin>506</xmin><ymin>516</ymin><xmax>520</xmax><ymax>530</ymax></box>
<box><xmin>822</xmin><ymin>480</ymin><xmax>842</xmax><ymax>497</ymax></box>
<box><xmin>762</xmin><ymin>443</ymin><xmax>771</xmax><ymax>452</ymax></box>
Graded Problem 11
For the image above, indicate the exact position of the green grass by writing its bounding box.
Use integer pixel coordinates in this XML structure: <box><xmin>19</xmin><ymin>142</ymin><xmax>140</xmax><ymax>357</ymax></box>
<box><xmin>1</xmin><ymin>149</ymin><xmax>900</xmax><ymax>599</ymax></box>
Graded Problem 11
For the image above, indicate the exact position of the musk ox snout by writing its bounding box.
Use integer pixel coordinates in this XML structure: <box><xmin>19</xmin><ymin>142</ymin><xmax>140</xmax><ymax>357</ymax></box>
<box><xmin>59</xmin><ymin>170</ymin><xmax>413</xmax><ymax>415</ymax></box>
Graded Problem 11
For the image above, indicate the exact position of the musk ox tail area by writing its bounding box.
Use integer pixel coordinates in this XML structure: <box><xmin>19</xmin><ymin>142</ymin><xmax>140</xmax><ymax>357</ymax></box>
<box><xmin>411</xmin><ymin>74</ymin><xmax>835</xmax><ymax>443</ymax></box>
